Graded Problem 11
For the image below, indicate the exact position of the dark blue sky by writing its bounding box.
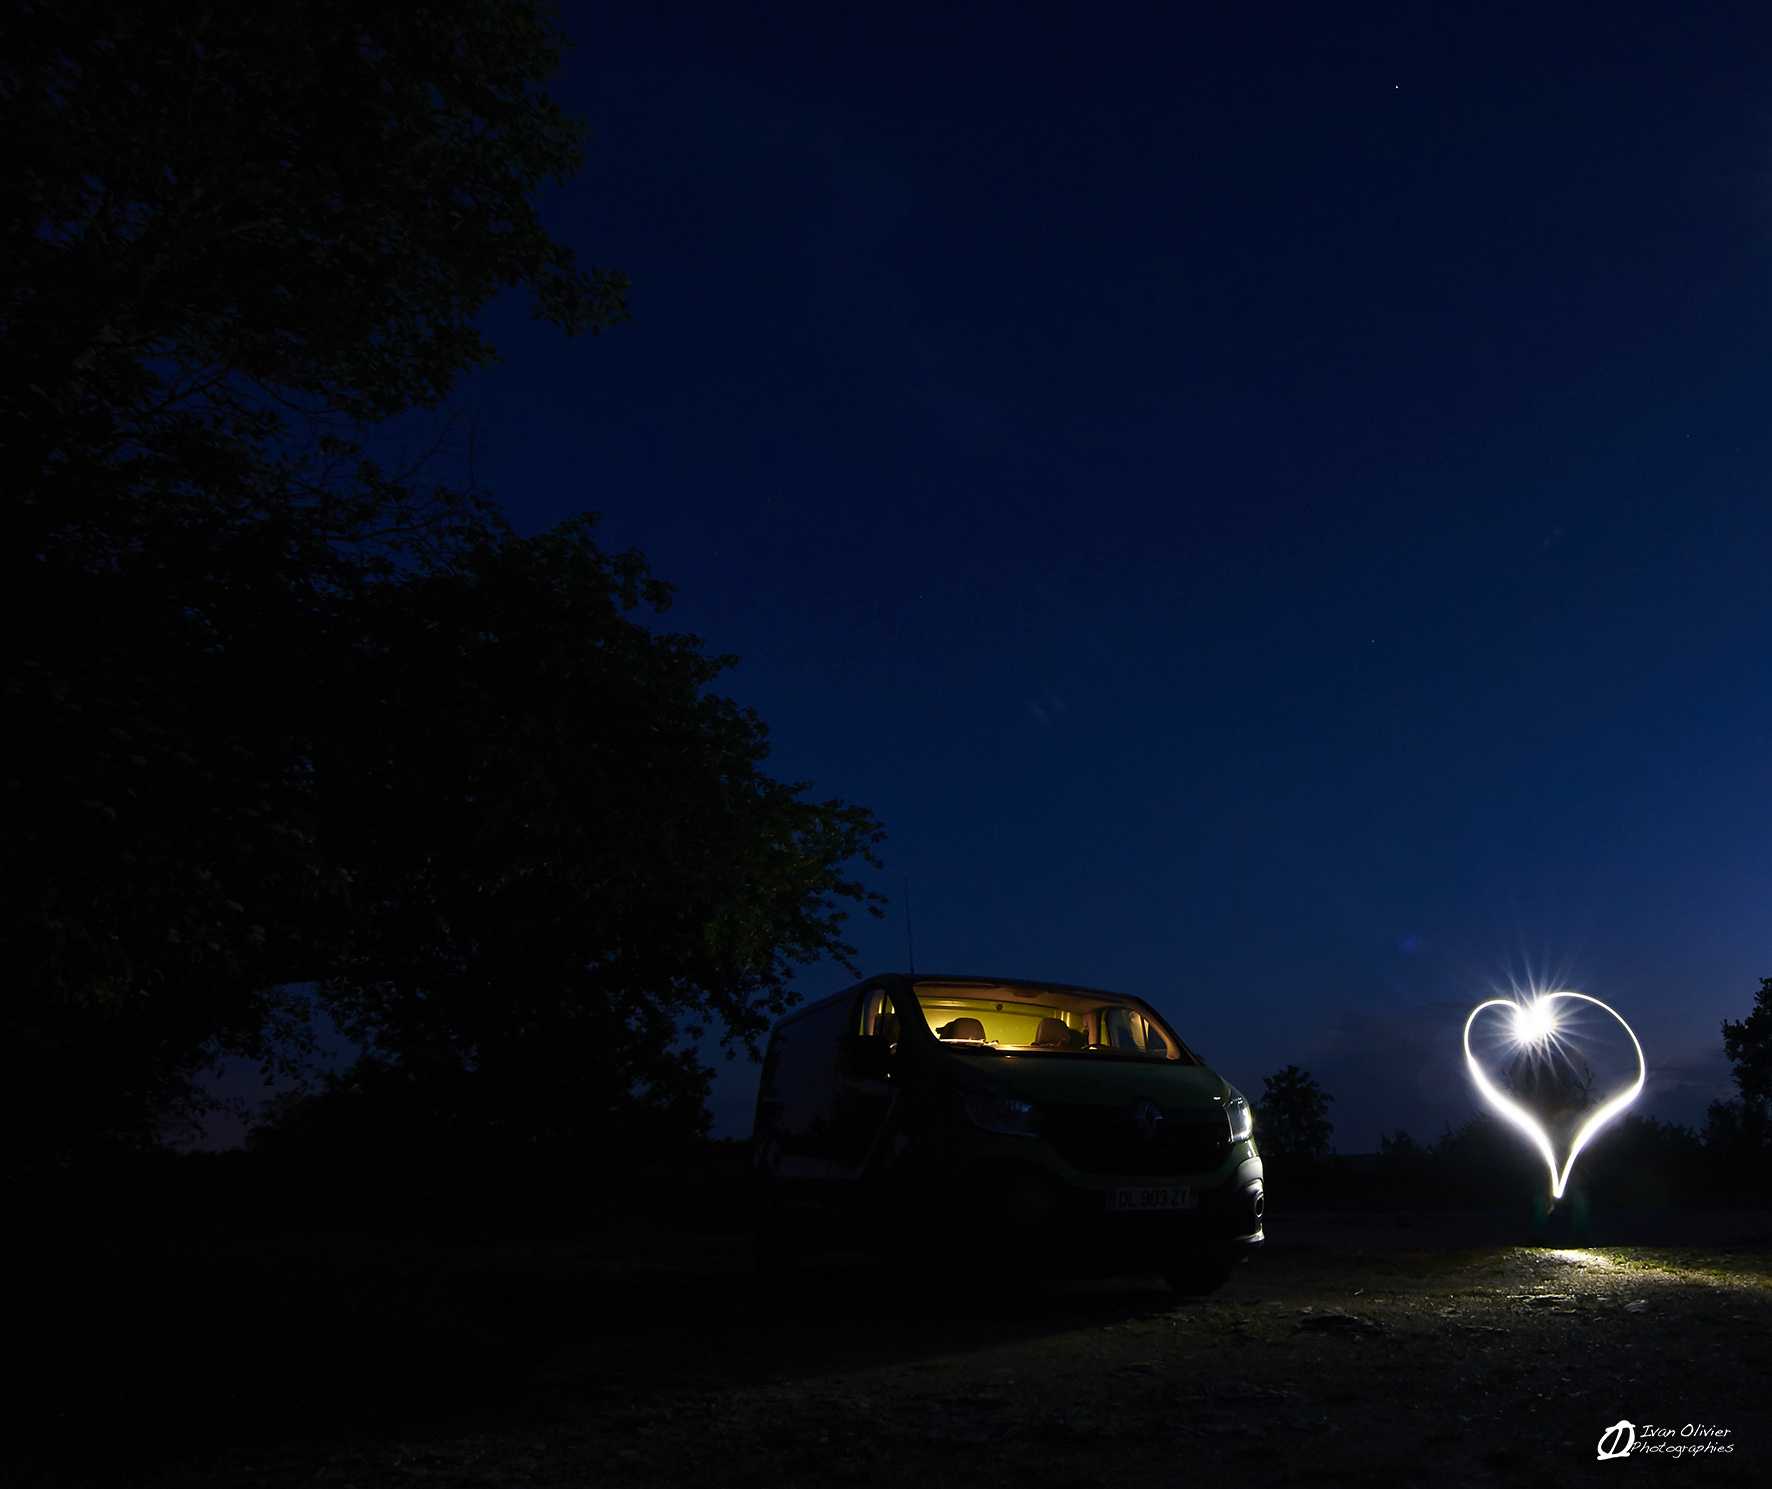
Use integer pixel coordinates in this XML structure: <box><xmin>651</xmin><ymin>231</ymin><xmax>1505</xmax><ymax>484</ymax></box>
<box><xmin>440</xmin><ymin>2</ymin><xmax>1772</xmax><ymax>1146</ymax></box>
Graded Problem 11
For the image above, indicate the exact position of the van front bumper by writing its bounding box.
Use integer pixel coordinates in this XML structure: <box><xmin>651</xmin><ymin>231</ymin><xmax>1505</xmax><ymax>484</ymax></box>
<box><xmin>919</xmin><ymin>1152</ymin><xmax>1263</xmax><ymax>1269</ymax></box>
<box><xmin>1076</xmin><ymin>1159</ymin><xmax>1264</xmax><ymax>1258</ymax></box>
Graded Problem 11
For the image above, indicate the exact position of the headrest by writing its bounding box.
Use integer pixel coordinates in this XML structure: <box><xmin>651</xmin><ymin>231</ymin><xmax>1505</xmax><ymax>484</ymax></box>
<box><xmin>939</xmin><ymin>1017</ymin><xmax>987</xmax><ymax>1041</ymax></box>
<box><xmin>1032</xmin><ymin>1017</ymin><xmax>1071</xmax><ymax>1047</ymax></box>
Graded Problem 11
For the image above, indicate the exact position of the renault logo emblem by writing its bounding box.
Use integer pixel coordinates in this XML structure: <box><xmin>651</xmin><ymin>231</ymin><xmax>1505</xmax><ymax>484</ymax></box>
<box><xmin>1131</xmin><ymin>1098</ymin><xmax>1164</xmax><ymax>1139</ymax></box>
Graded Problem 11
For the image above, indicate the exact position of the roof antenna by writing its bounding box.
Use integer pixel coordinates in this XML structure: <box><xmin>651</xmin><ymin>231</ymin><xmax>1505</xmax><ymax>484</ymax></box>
<box><xmin>903</xmin><ymin>873</ymin><xmax>916</xmax><ymax>975</ymax></box>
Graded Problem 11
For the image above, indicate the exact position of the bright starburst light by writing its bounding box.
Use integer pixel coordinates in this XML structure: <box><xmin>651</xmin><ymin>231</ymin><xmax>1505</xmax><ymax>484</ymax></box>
<box><xmin>1510</xmin><ymin>998</ymin><xmax>1559</xmax><ymax>1047</ymax></box>
<box><xmin>1463</xmin><ymin>990</ymin><xmax>1645</xmax><ymax>1200</ymax></box>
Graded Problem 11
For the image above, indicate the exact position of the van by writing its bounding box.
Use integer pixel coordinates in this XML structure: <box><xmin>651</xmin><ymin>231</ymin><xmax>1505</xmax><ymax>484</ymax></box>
<box><xmin>750</xmin><ymin>973</ymin><xmax>1264</xmax><ymax>1293</ymax></box>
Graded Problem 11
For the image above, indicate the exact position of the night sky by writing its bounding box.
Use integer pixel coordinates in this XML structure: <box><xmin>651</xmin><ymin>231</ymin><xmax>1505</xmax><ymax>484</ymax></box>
<box><xmin>397</xmin><ymin>2</ymin><xmax>1772</xmax><ymax>1148</ymax></box>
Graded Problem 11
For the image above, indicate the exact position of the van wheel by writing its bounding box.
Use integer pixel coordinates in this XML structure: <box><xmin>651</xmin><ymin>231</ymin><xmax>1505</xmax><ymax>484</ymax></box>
<box><xmin>753</xmin><ymin>1195</ymin><xmax>804</xmax><ymax>1276</ymax></box>
<box><xmin>753</xmin><ymin>1227</ymin><xmax>800</xmax><ymax>1276</ymax></box>
<box><xmin>883</xmin><ymin>1189</ymin><xmax>944</xmax><ymax>1283</ymax></box>
<box><xmin>1162</xmin><ymin>1259</ymin><xmax>1234</xmax><ymax>1295</ymax></box>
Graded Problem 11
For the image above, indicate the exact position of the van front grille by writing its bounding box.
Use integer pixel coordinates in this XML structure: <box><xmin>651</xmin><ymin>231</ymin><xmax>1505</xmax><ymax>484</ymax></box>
<box><xmin>1041</xmin><ymin>1103</ymin><xmax>1230</xmax><ymax>1176</ymax></box>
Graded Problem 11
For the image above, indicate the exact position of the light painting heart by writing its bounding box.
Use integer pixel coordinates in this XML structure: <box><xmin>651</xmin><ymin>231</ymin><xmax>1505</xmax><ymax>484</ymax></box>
<box><xmin>1462</xmin><ymin>992</ymin><xmax>1645</xmax><ymax>1199</ymax></box>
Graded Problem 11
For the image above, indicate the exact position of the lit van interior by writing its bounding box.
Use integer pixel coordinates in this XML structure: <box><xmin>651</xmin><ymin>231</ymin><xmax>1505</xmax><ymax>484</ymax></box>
<box><xmin>908</xmin><ymin>982</ymin><xmax>1188</xmax><ymax>1060</ymax></box>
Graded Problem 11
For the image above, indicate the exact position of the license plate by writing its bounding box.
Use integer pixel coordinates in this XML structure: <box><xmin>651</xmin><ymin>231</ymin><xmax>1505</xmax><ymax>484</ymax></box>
<box><xmin>1106</xmin><ymin>1186</ymin><xmax>1196</xmax><ymax>1212</ymax></box>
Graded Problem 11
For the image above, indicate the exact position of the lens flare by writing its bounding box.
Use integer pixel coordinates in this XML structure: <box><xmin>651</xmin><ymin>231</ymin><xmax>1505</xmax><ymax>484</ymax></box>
<box><xmin>1462</xmin><ymin>991</ymin><xmax>1645</xmax><ymax>1200</ymax></box>
<box><xmin>1511</xmin><ymin>998</ymin><xmax>1559</xmax><ymax>1047</ymax></box>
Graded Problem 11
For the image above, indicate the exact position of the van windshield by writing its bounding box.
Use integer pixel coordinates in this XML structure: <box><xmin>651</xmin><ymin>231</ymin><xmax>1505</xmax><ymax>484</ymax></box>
<box><xmin>913</xmin><ymin>982</ymin><xmax>1195</xmax><ymax>1063</ymax></box>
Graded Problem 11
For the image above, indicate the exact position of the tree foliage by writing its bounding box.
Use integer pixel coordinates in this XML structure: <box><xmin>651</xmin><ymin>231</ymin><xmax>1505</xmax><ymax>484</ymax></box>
<box><xmin>3</xmin><ymin>0</ymin><xmax>627</xmax><ymax>1024</ymax></box>
<box><xmin>1721</xmin><ymin>976</ymin><xmax>1772</xmax><ymax>1108</ymax></box>
<box><xmin>1</xmin><ymin>2</ymin><xmax>883</xmax><ymax>1173</ymax></box>
<box><xmin>1254</xmin><ymin>1064</ymin><xmax>1334</xmax><ymax>1160</ymax></box>
<box><xmin>1370</xmin><ymin>1112</ymin><xmax>1709</xmax><ymax>1210</ymax></box>
<box><xmin>313</xmin><ymin>518</ymin><xmax>883</xmax><ymax>1132</ymax></box>
<box><xmin>1703</xmin><ymin>977</ymin><xmax>1772</xmax><ymax>1187</ymax></box>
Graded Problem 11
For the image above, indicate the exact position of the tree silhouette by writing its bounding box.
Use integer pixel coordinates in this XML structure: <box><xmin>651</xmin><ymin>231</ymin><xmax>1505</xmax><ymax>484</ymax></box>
<box><xmin>1255</xmin><ymin>1065</ymin><xmax>1335</xmax><ymax>1159</ymax></box>
<box><xmin>1722</xmin><ymin>978</ymin><xmax>1772</xmax><ymax>1107</ymax></box>
<box><xmin>2</xmin><ymin>3</ymin><xmax>882</xmax><ymax>1173</ymax></box>
<box><xmin>1704</xmin><ymin>977</ymin><xmax>1772</xmax><ymax>1183</ymax></box>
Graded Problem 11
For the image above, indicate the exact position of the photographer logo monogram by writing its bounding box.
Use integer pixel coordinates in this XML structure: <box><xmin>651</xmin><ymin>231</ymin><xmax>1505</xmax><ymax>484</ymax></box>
<box><xmin>1597</xmin><ymin>1420</ymin><xmax>1733</xmax><ymax>1460</ymax></box>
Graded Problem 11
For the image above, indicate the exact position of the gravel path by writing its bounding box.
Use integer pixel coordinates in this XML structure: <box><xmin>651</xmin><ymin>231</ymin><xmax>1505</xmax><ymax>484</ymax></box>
<box><xmin>115</xmin><ymin>1223</ymin><xmax>1771</xmax><ymax>1489</ymax></box>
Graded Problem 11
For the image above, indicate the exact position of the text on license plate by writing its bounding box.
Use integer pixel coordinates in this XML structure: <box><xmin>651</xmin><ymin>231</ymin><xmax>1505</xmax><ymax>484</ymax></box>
<box><xmin>1107</xmin><ymin>1186</ymin><xmax>1196</xmax><ymax>1211</ymax></box>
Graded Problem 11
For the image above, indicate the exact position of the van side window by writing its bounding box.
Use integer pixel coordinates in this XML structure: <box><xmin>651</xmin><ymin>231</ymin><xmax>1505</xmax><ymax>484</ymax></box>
<box><xmin>859</xmin><ymin>987</ymin><xmax>899</xmax><ymax>1046</ymax></box>
<box><xmin>755</xmin><ymin>998</ymin><xmax>857</xmax><ymax>1180</ymax></box>
<box><xmin>765</xmin><ymin>998</ymin><xmax>857</xmax><ymax>1137</ymax></box>
<box><xmin>1099</xmin><ymin>1006</ymin><xmax>1177</xmax><ymax>1057</ymax></box>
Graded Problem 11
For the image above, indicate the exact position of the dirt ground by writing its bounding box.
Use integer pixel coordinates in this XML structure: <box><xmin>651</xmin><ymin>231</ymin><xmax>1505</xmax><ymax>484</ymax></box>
<box><xmin>24</xmin><ymin>1214</ymin><xmax>1772</xmax><ymax>1489</ymax></box>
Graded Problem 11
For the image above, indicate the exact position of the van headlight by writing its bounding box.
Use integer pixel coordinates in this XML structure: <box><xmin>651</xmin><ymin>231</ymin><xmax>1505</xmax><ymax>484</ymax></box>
<box><xmin>1224</xmin><ymin>1088</ymin><xmax>1253</xmax><ymax>1143</ymax></box>
<box><xmin>964</xmin><ymin>1093</ymin><xmax>1041</xmax><ymax>1137</ymax></box>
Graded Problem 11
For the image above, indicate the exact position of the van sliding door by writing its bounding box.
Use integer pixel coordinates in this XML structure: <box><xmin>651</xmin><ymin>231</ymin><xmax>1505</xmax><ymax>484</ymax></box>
<box><xmin>756</xmin><ymin>997</ymin><xmax>855</xmax><ymax>1182</ymax></box>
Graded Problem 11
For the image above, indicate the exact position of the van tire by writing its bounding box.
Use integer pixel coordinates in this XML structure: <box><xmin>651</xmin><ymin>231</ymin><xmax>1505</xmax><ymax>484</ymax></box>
<box><xmin>753</xmin><ymin>1192</ymin><xmax>805</xmax><ymax>1276</ymax></box>
<box><xmin>753</xmin><ymin>1227</ymin><xmax>800</xmax><ymax>1276</ymax></box>
<box><xmin>883</xmin><ymin>1186</ymin><xmax>946</xmax><ymax>1282</ymax></box>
